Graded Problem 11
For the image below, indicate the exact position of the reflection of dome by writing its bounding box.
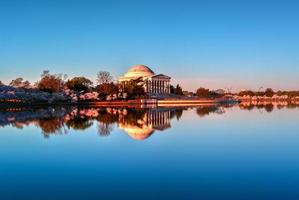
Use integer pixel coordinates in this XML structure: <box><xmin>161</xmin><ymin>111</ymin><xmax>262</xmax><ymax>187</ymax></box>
<box><xmin>119</xmin><ymin>124</ymin><xmax>155</xmax><ymax>140</ymax></box>
<box><xmin>122</xmin><ymin>65</ymin><xmax>155</xmax><ymax>78</ymax></box>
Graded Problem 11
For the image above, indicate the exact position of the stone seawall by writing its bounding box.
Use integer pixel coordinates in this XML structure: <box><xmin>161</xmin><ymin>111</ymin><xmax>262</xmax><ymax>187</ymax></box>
<box><xmin>0</xmin><ymin>98</ymin><xmax>237</xmax><ymax>108</ymax></box>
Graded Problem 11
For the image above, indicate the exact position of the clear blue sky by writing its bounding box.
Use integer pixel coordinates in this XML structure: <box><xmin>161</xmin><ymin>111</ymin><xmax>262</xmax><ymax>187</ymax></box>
<box><xmin>1</xmin><ymin>0</ymin><xmax>299</xmax><ymax>91</ymax></box>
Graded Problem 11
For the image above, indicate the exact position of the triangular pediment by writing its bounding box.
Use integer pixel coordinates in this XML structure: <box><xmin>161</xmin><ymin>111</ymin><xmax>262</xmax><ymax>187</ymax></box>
<box><xmin>152</xmin><ymin>74</ymin><xmax>171</xmax><ymax>79</ymax></box>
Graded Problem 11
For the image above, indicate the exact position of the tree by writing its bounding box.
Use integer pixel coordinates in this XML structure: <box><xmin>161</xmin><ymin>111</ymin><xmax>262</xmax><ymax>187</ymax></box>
<box><xmin>23</xmin><ymin>80</ymin><xmax>31</xmax><ymax>89</ymax></box>
<box><xmin>238</xmin><ymin>90</ymin><xmax>255</xmax><ymax>97</ymax></box>
<box><xmin>264</xmin><ymin>88</ymin><xmax>274</xmax><ymax>97</ymax></box>
<box><xmin>9</xmin><ymin>78</ymin><xmax>31</xmax><ymax>88</ymax></box>
<box><xmin>196</xmin><ymin>87</ymin><xmax>222</xmax><ymax>98</ymax></box>
<box><xmin>122</xmin><ymin>78</ymin><xmax>145</xmax><ymax>99</ymax></box>
<box><xmin>170</xmin><ymin>84</ymin><xmax>183</xmax><ymax>95</ymax></box>
<box><xmin>96</xmin><ymin>82</ymin><xmax>118</xmax><ymax>99</ymax></box>
<box><xmin>170</xmin><ymin>85</ymin><xmax>175</xmax><ymax>94</ymax></box>
<box><xmin>10</xmin><ymin>78</ymin><xmax>24</xmax><ymax>87</ymax></box>
<box><xmin>0</xmin><ymin>81</ymin><xmax>4</xmax><ymax>86</ymax></box>
<box><xmin>97</xmin><ymin>71</ymin><xmax>113</xmax><ymax>85</ymax></box>
<box><xmin>175</xmin><ymin>84</ymin><xmax>183</xmax><ymax>95</ymax></box>
<box><xmin>37</xmin><ymin>70</ymin><xmax>65</xmax><ymax>93</ymax></box>
<box><xmin>196</xmin><ymin>87</ymin><xmax>210</xmax><ymax>98</ymax></box>
<box><xmin>66</xmin><ymin>77</ymin><xmax>93</xmax><ymax>92</ymax></box>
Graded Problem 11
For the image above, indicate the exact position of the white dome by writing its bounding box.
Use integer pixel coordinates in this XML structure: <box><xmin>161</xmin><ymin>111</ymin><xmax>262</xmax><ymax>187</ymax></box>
<box><xmin>119</xmin><ymin>124</ymin><xmax>155</xmax><ymax>140</ymax></box>
<box><xmin>123</xmin><ymin>65</ymin><xmax>155</xmax><ymax>78</ymax></box>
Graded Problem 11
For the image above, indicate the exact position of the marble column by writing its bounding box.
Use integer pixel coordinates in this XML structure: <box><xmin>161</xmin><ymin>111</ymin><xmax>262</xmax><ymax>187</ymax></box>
<box><xmin>158</xmin><ymin>80</ymin><xmax>160</xmax><ymax>93</ymax></box>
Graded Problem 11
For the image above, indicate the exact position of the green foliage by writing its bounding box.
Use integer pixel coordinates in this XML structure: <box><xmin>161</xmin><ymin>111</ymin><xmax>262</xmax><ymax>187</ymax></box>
<box><xmin>196</xmin><ymin>87</ymin><xmax>222</xmax><ymax>98</ymax></box>
<box><xmin>170</xmin><ymin>84</ymin><xmax>184</xmax><ymax>95</ymax></box>
<box><xmin>66</xmin><ymin>77</ymin><xmax>93</xmax><ymax>92</ymax></box>
<box><xmin>122</xmin><ymin>78</ymin><xmax>145</xmax><ymax>99</ymax></box>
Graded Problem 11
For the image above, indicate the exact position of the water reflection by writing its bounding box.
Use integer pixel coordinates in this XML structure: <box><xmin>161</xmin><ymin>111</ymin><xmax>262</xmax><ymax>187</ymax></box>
<box><xmin>239</xmin><ymin>101</ymin><xmax>299</xmax><ymax>112</ymax></box>
<box><xmin>0</xmin><ymin>102</ymin><xmax>298</xmax><ymax>139</ymax></box>
<box><xmin>196</xmin><ymin>105</ymin><xmax>226</xmax><ymax>117</ymax></box>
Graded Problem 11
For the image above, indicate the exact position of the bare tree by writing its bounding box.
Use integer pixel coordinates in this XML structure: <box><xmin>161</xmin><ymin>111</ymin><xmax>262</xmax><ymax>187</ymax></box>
<box><xmin>97</xmin><ymin>71</ymin><xmax>113</xmax><ymax>85</ymax></box>
<box><xmin>97</xmin><ymin>122</ymin><xmax>113</xmax><ymax>136</ymax></box>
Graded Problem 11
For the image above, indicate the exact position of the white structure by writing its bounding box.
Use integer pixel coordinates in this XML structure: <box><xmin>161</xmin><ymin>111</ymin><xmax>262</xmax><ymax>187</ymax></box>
<box><xmin>118</xmin><ymin>65</ymin><xmax>171</xmax><ymax>95</ymax></box>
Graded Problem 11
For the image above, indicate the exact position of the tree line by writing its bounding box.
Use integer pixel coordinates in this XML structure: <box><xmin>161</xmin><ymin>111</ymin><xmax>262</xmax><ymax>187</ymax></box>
<box><xmin>1</xmin><ymin>70</ymin><xmax>189</xmax><ymax>100</ymax></box>
<box><xmin>238</xmin><ymin>88</ymin><xmax>299</xmax><ymax>98</ymax></box>
<box><xmin>2</xmin><ymin>71</ymin><xmax>299</xmax><ymax>100</ymax></box>
<box><xmin>0</xmin><ymin>70</ymin><xmax>152</xmax><ymax>100</ymax></box>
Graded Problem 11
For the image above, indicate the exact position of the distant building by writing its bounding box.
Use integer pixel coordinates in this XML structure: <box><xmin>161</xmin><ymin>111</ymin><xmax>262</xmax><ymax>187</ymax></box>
<box><xmin>118</xmin><ymin>65</ymin><xmax>171</xmax><ymax>95</ymax></box>
<box><xmin>214</xmin><ymin>89</ymin><xmax>225</xmax><ymax>95</ymax></box>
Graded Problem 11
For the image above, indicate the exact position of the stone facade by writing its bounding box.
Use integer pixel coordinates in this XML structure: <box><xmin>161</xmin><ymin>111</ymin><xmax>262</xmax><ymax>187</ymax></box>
<box><xmin>118</xmin><ymin>65</ymin><xmax>171</xmax><ymax>95</ymax></box>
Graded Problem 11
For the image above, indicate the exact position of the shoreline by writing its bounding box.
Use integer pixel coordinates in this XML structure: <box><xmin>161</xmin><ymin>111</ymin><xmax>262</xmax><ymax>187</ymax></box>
<box><xmin>0</xmin><ymin>98</ymin><xmax>238</xmax><ymax>108</ymax></box>
<box><xmin>3</xmin><ymin>98</ymin><xmax>299</xmax><ymax>109</ymax></box>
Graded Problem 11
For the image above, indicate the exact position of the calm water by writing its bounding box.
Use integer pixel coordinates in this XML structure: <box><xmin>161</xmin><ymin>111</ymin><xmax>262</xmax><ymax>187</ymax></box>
<box><xmin>0</xmin><ymin>103</ymin><xmax>299</xmax><ymax>200</ymax></box>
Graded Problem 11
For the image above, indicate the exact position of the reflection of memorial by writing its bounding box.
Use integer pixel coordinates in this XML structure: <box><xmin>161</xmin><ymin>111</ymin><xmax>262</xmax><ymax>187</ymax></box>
<box><xmin>118</xmin><ymin>108</ymin><xmax>171</xmax><ymax>140</ymax></box>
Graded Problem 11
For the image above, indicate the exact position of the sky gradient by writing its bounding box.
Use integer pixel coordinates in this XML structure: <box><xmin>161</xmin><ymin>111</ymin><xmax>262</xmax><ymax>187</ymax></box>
<box><xmin>1</xmin><ymin>0</ymin><xmax>299</xmax><ymax>91</ymax></box>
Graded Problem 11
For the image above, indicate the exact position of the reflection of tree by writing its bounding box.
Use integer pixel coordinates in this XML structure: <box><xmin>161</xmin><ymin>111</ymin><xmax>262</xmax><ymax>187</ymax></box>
<box><xmin>37</xmin><ymin>117</ymin><xmax>65</xmax><ymax>138</ymax></box>
<box><xmin>256</xmin><ymin>104</ymin><xmax>264</xmax><ymax>110</ymax></box>
<box><xmin>196</xmin><ymin>106</ymin><xmax>219</xmax><ymax>117</ymax></box>
<box><xmin>123</xmin><ymin>109</ymin><xmax>146</xmax><ymax>128</ymax></box>
<box><xmin>116</xmin><ymin>109</ymin><xmax>147</xmax><ymax>128</ymax></box>
<box><xmin>239</xmin><ymin>103</ymin><xmax>288</xmax><ymax>112</ymax></box>
<box><xmin>239</xmin><ymin>104</ymin><xmax>255</xmax><ymax>110</ymax></box>
<box><xmin>96</xmin><ymin>109</ymin><xmax>118</xmax><ymax>124</ymax></box>
<box><xmin>66</xmin><ymin>117</ymin><xmax>93</xmax><ymax>130</ymax></box>
<box><xmin>264</xmin><ymin>104</ymin><xmax>274</xmax><ymax>113</ymax></box>
<box><xmin>97</xmin><ymin>122</ymin><xmax>113</xmax><ymax>136</ymax></box>
<box><xmin>287</xmin><ymin>104</ymin><xmax>297</xmax><ymax>109</ymax></box>
<box><xmin>170</xmin><ymin>109</ymin><xmax>183</xmax><ymax>121</ymax></box>
<box><xmin>277</xmin><ymin>104</ymin><xmax>284</xmax><ymax>110</ymax></box>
